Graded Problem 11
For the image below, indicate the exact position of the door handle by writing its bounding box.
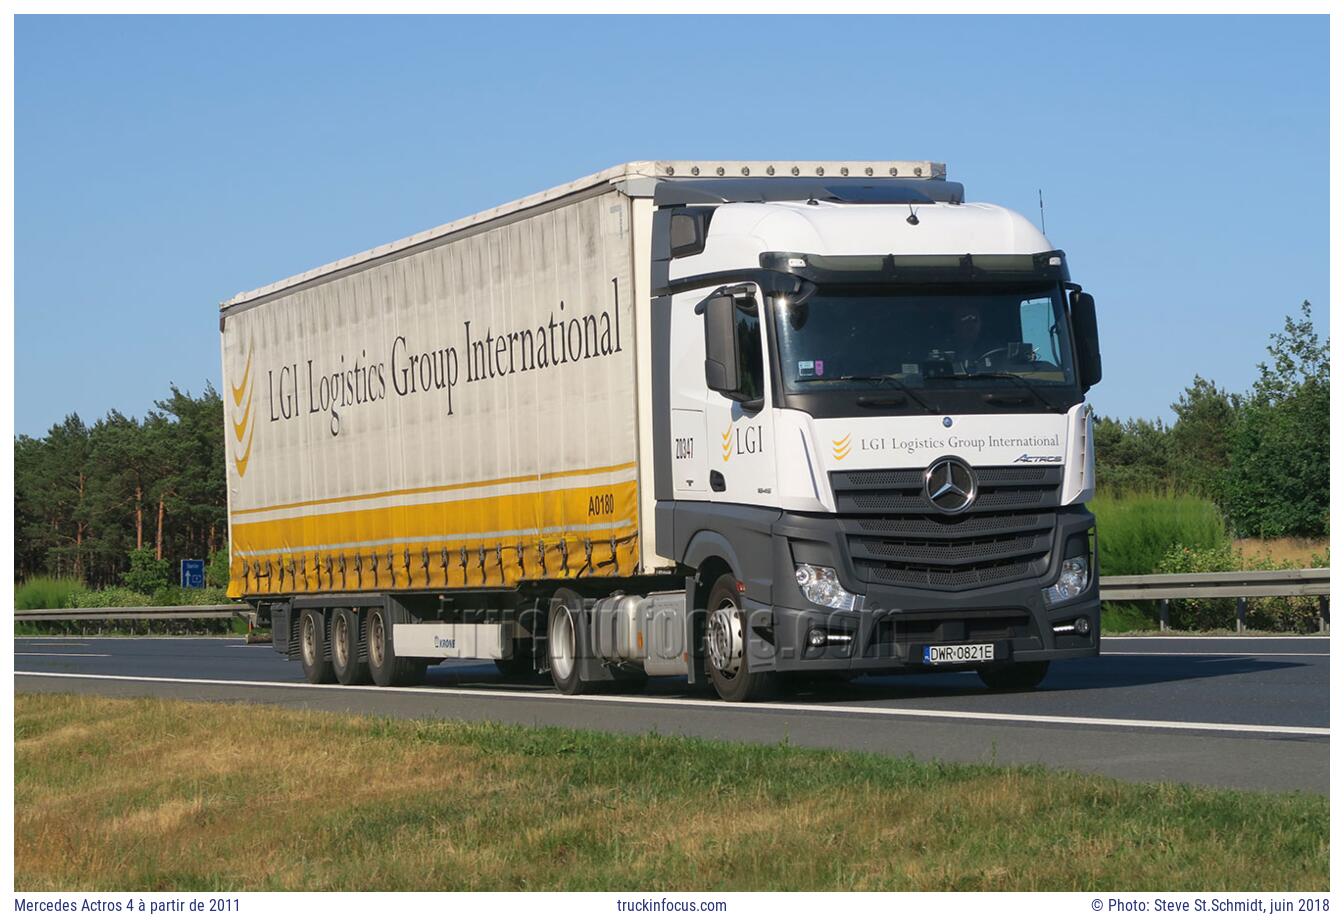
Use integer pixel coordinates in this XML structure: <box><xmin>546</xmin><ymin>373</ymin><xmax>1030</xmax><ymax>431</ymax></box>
<box><xmin>709</xmin><ymin>470</ymin><xmax>726</xmax><ymax>492</ymax></box>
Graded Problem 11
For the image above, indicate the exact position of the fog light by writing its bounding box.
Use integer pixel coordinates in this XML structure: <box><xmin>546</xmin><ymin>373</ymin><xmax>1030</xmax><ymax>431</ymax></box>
<box><xmin>1074</xmin><ymin>616</ymin><xmax>1091</xmax><ymax>636</ymax></box>
<box><xmin>794</xmin><ymin>564</ymin><xmax>863</xmax><ymax>611</ymax></box>
<box><xmin>1042</xmin><ymin>554</ymin><xmax>1090</xmax><ymax>606</ymax></box>
<box><xmin>807</xmin><ymin>626</ymin><xmax>853</xmax><ymax>648</ymax></box>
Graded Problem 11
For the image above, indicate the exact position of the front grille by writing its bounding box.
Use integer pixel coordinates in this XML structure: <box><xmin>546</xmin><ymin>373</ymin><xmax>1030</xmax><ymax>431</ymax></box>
<box><xmin>831</xmin><ymin>465</ymin><xmax>1061</xmax><ymax>592</ymax></box>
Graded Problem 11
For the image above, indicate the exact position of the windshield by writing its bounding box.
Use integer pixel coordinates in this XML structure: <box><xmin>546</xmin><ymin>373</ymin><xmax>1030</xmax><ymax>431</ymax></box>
<box><xmin>770</xmin><ymin>284</ymin><xmax>1078</xmax><ymax>413</ymax></box>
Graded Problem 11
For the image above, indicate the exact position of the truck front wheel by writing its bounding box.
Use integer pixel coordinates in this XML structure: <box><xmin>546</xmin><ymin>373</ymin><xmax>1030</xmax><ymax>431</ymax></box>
<box><xmin>299</xmin><ymin>609</ymin><xmax>334</xmax><ymax>684</ymax></box>
<box><xmin>705</xmin><ymin>574</ymin><xmax>776</xmax><ymax>703</ymax></box>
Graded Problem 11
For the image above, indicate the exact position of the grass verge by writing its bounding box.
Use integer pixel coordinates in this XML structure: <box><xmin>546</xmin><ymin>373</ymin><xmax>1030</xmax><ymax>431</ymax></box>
<box><xmin>14</xmin><ymin>694</ymin><xmax>1328</xmax><ymax>891</ymax></box>
<box><xmin>1101</xmin><ymin>602</ymin><xmax>1158</xmax><ymax>633</ymax></box>
<box><xmin>1091</xmin><ymin>491</ymin><xmax>1230</xmax><ymax>576</ymax></box>
<box><xmin>14</xmin><ymin>577</ymin><xmax>85</xmax><ymax>611</ymax></box>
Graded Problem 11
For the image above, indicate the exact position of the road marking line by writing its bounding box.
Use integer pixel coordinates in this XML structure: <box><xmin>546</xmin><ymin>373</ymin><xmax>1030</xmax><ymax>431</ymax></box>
<box><xmin>1102</xmin><ymin>636</ymin><xmax>1329</xmax><ymax>641</ymax></box>
<box><xmin>14</xmin><ymin>653</ymin><xmax>110</xmax><ymax>658</ymax></box>
<box><xmin>13</xmin><ymin>671</ymin><xmax>1328</xmax><ymax>738</ymax></box>
<box><xmin>18</xmin><ymin>642</ymin><xmax>90</xmax><ymax>647</ymax></box>
<box><xmin>1103</xmin><ymin>651</ymin><xmax>1330</xmax><ymax>658</ymax></box>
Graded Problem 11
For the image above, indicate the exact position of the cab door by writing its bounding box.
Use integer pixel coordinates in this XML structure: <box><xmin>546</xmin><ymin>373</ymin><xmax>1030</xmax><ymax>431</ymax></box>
<box><xmin>700</xmin><ymin>285</ymin><xmax>777</xmax><ymax>507</ymax></box>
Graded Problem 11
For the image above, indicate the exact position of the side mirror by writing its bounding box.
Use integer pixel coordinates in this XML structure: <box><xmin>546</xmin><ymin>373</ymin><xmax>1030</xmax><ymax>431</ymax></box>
<box><xmin>702</xmin><ymin>294</ymin><xmax>742</xmax><ymax>396</ymax></box>
<box><xmin>1070</xmin><ymin>291</ymin><xmax>1103</xmax><ymax>391</ymax></box>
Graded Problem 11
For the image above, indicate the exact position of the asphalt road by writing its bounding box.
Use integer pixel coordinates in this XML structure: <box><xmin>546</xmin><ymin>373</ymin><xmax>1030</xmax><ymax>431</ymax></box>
<box><xmin>14</xmin><ymin>634</ymin><xmax>1329</xmax><ymax>794</ymax></box>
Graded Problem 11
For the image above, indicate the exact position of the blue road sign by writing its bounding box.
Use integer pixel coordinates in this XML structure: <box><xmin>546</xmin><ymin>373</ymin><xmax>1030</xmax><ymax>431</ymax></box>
<box><xmin>180</xmin><ymin>558</ymin><xmax>205</xmax><ymax>589</ymax></box>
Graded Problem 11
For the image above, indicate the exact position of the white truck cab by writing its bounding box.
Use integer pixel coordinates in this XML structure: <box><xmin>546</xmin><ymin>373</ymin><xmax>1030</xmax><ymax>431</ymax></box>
<box><xmin>647</xmin><ymin>164</ymin><xmax>1101</xmax><ymax>700</ymax></box>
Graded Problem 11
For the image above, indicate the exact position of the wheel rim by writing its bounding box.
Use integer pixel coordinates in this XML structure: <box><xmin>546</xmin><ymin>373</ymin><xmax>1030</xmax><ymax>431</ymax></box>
<box><xmin>551</xmin><ymin>605</ymin><xmax>576</xmax><ymax>682</ymax></box>
<box><xmin>301</xmin><ymin>614</ymin><xmax>318</xmax><ymax>666</ymax></box>
<box><xmin>707</xmin><ymin>599</ymin><xmax>744</xmax><ymax>679</ymax></box>
<box><xmin>368</xmin><ymin>611</ymin><xmax>385</xmax><ymax>671</ymax></box>
<box><xmin>332</xmin><ymin>613</ymin><xmax>349</xmax><ymax>670</ymax></box>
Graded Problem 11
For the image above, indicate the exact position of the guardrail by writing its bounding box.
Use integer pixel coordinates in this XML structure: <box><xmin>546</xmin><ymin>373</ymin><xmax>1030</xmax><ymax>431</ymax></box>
<box><xmin>12</xmin><ymin>570</ymin><xmax>1333</xmax><ymax>634</ymax></box>
<box><xmin>14</xmin><ymin>604</ymin><xmax>250</xmax><ymax>629</ymax></box>
<box><xmin>1099</xmin><ymin>568</ymin><xmax>1330</xmax><ymax>632</ymax></box>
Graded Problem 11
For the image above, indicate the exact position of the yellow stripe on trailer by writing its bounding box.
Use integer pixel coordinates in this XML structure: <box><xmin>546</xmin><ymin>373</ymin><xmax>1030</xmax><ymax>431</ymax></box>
<box><xmin>228</xmin><ymin>478</ymin><xmax>639</xmax><ymax>596</ymax></box>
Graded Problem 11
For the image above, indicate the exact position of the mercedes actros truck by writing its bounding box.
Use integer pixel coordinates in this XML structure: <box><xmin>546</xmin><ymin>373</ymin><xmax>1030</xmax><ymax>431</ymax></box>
<box><xmin>221</xmin><ymin>160</ymin><xmax>1102</xmax><ymax>702</ymax></box>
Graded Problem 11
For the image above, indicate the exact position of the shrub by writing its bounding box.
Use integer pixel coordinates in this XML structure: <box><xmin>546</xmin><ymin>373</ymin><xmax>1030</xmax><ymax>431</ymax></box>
<box><xmin>69</xmin><ymin>586</ymin><xmax>154</xmax><ymax>608</ymax></box>
<box><xmin>122</xmin><ymin>547</ymin><xmax>171</xmax><ymax>595</ymax></box>
<box><xmin>150</xmin><ymin>585</ymin><xmax>233</xmax><ymax>606</ymax></box>
<box><xmin>206</xmin><ymin>548</ymin><xmax>232</xmax><ymax>590</ymax></box>
<box><xmin>1157</xmin><ymin>544</ymin><xmax>1323</xmax><ymax>633</ymax></box>
<box><xmin>14</xmin><ymin>577</ymin><xmax>86</xmax><ymax>610</ymax></box>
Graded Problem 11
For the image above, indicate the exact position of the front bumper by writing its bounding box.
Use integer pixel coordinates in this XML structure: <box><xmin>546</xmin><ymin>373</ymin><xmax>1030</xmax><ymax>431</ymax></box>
<box><xmin>760</xmin><ymin>596</ymin><xmax>1099</xmax><ymax>673</ymax></box>
<box><xmin>745</xmin><ymin>506</ymin><xmax>1100</xmax><ymax>674</ymax></box>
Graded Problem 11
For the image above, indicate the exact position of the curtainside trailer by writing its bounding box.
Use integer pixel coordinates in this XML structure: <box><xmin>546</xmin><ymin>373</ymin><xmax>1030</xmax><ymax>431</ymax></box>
<box><xmin>221</xmin><ymin>160</ymin><xmax>1103</xmax><ymax>701</ymax></box>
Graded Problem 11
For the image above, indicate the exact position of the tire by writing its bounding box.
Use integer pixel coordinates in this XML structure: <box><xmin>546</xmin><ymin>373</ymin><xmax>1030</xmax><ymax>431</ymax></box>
<box><xmin>331</xmin><ymin>607</ymin><xmax>370</xmax><ymax>686</ymax></box>
<box><xmin>977</xmin><ymin>661</ymin><xmax>1050</xmax><ymax>691</ymax></box>
<box><xmin>367</xmin><ymin>606</ymin><xmax>429</xmax><ymax>687</ymax></box>
<box><xmin>704</xmin><ymin>574</ymin><xmax>776</xmax><ymax>703</ymax></box>
<box><xmin>547</xmin><ymin>588</ymin><xmax>591</xmax><ymax>695</ymax></box>
<box><xmin>299</xmin><ymin>609</ymin><xmax>335</xmax><ymax>684</ymax></box>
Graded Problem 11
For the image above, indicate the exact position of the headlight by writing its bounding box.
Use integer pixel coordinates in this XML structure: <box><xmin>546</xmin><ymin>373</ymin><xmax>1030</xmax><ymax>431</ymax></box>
<box><xmin>794</xmin><ymin>564</ymin><xmax>863</xmax><ymax>611</ymax></box>
<box><xmin>1042</xmin><ymin>554</ymin><xmax>1090</xmax><ymax>606</ymax></box>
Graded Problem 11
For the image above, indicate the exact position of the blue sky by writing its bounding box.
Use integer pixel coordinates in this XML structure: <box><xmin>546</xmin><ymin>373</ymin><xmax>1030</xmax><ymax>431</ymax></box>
<box><xmin>14</xmin><ymin>14</ymin><xmax>1330</xmax><ymax>436</ymax></box>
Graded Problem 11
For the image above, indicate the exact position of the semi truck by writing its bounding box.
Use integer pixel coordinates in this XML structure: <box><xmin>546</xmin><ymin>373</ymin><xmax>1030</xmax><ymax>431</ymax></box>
<box><xmin>221</xmin><ymin>160</ymin><xmax>1102</xmax><ymax>702</ymax></box>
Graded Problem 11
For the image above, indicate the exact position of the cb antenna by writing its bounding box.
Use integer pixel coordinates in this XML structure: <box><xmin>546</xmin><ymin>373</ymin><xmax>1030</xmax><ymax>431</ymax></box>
<box><xmin>1038</xmin><ymin>188</ymin><xmax>1047</xmax><ymax>235</ymax></box>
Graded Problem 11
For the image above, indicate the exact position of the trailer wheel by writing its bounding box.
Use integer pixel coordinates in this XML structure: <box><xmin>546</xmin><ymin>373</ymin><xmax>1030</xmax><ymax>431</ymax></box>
<box><xmin>298</xmin><ymin>609</ymin><xmax>334</xmax><ymax>684</ymax></box>
<box><xmin>331</xmin><ymin>607</ymin><xmax>370</xmax><ymax>686</ymax></box>
<box><xmin>977</xmin><ymin>661</ymin><xmax>1050</xmax><ymax>691</ymax></box>
<box><xmin>705</xmin><ymin>574</ymin><xmax>776</xmax><ymax>702</ymax></box>
<box><xmin>547</xmin><ymin>588</ymin><xmax>591</xmax><ymax>695</ymax></box>
<box><xmin>367</xmin><ymin>606</ymin><xmax>428</xmax><ymax>687</ymax></box>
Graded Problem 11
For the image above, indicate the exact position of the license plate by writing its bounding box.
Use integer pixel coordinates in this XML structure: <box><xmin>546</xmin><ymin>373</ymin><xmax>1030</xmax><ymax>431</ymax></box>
<box><xmin>923</xmin><ymin>643</ymin><xmax>995</xmax><ymax>665</ymax></box>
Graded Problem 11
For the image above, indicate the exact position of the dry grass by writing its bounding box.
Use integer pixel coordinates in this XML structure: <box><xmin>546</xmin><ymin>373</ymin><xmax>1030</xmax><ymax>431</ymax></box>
<box><xmin>1233</xmin><ymin>537</ymin><xmax>1329</xmax><ymax>568</ymax></box>
<box><xmin>14</xmin><ymin>694</ymin><xmax>1328</xmax><ymax>892</ymax></box>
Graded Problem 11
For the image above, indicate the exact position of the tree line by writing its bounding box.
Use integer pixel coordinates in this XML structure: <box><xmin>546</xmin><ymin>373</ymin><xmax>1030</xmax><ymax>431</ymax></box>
<box><xmin>14</xmin><ymin>385</ymin><xmax>227</xmax><ymax>586</ymax></box>
<box><xmin>1093</xmin><ymin>301</ymin><xmax>1329</xmax><ymax>538</ymax></box>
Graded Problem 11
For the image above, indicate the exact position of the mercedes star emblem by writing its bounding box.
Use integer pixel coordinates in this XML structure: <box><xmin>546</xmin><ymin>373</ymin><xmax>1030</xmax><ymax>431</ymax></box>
<box><xmin>924</xmin><ymin>457</ymin><xmax>977</xmax><ymax>514</ymax></box>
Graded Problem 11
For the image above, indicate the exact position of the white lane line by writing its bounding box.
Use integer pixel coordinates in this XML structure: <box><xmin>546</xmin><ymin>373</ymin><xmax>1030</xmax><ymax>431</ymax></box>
<box><xmin>17</xmin><ymin>642</ymin><xmax>90</xmax><ymax>647</ymax></box>
<box><xmin>1103</xmin><ymin>636</ymin><xmax>1330</xmax><ymax>641</ymax></box>
<box><xmin>1103</xmin><ymin>651</ymin><xmax>1330</xmax><ymax>658</ymax></box>
<box><xmin>14</xmin><ymin>653</ymin><xmax>110</xmax><ymax>658</ymax></box>
<box><xmin>13</xmin><ymin>671</ymin><xmax>1328</xmax><ymax>738</ymax></box>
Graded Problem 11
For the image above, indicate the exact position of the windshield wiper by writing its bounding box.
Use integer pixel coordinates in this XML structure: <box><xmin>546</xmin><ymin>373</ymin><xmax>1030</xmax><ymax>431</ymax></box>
<box><xmin>836</xmin><ymin>374</ymin><xmax>940</xmax><ymax>414</ymax></box>
<box><xmin>924</xmin><ymin>371</ymin><xmax>1063</xmax><ymax>412</ymax></box>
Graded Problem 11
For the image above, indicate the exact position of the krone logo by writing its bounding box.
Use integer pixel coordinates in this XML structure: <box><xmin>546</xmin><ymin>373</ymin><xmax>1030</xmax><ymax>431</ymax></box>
<box><xmin>230</xmin><ymin>342</ymin><xmax>257</xmax><ymax>478</ymax></box>
<box><xmin>924</xmin><ymin>457</ymin><xmax>976</xmax><ymax>514</ymax></box>
<box><xmin>831</xmin><ymin>433</ymin><xmax>852</xmax><ymax>461</ymax></box>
